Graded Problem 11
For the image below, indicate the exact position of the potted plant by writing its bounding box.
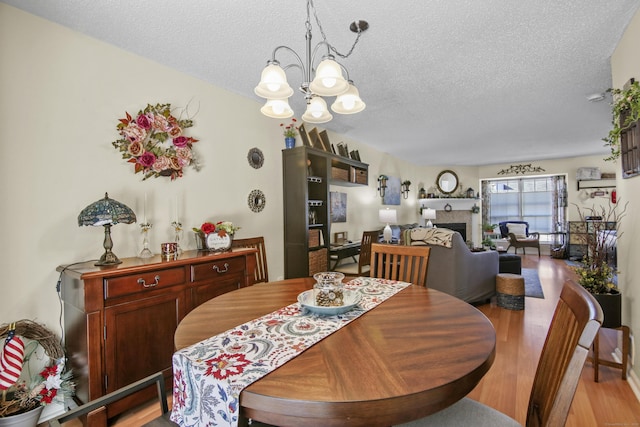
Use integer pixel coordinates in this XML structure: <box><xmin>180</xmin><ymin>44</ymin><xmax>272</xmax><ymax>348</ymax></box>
<box><xmin>482</xmin><ymin>223</ymin><xmax>497</xmax><ymax>234</ymax></box>
<box><xmin>0</xmin><ymin>320</ymin><xmax>74</xmax><ymax>426</ymax></box>
<box><xmin>280</xmin><ymin>118</ymin><xmax>299</xmax><ymax>149</ymax></box>
<box><xmin>572</xmin><ymin>201</ymin><xmax>628</xmax><ymax>328</ymax></box>
<box><xmin>193</xmin><ymin>221</ymin><xmax>241</xmax><ymax>252</ymax></box>
<box><xmin>603</xmin><ymin>79</ymin><xmax>640</xmax><ymax>161</ymax></box>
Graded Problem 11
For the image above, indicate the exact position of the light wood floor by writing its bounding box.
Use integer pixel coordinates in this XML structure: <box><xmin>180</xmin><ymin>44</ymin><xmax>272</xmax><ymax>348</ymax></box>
<box><xmin>94</xmin><ymin>255</ymin><xmax>640</xmax><ymax>426</ymax></box>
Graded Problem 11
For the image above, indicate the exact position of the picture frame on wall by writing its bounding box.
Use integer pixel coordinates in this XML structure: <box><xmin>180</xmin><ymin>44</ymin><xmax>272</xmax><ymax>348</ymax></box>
<box><xmin>330</xmin><ymin>191</ymin><xmax>347</xmax><ymax>222</ymax></box>
<box><xmin>299</xmin><ymin>124</ymin><xmax>311</xmax><ymax>147</ymax></box>
<box><xmin>382</xmin><ymin>176</ymin><xmax>401</xmax><ymax>205</ymax></box>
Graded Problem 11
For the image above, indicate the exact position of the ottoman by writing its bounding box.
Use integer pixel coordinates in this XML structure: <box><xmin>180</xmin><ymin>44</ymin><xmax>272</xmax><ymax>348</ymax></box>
<box><xmin>496</xmin><ymin>273</ymin><xmax>525</xmax><ymax>310</ymax></box>
<box><xmin>499</xmin><ymin>253</ymin><xmax>522</xmax><ymax>274</ymax></box>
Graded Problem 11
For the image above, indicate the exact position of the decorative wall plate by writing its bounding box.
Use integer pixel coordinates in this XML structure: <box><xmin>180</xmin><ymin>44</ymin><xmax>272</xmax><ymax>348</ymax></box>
<box><xmin>248</xmin><ymin>189</ymin><xmax>266</xmax><ymax>212</ymax></box>
<box><xmin>247</xmin><ymin>148</ymin><xmax>264</xmax><ymax>169</ymax></box>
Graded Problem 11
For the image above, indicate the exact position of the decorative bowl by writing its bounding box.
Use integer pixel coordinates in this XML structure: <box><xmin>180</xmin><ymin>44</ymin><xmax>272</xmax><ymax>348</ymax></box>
<box><xmin>297</xmin><ymin>289</ymin><xmax>361</xmax><ymax>316</ymax></box>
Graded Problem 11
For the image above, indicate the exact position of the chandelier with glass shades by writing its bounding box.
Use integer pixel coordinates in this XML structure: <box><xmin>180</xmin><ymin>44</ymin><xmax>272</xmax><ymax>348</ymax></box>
<box><xmin>254</xmin><ymin>0</ymin><xmax>368</xmax><ymax>124</ymax></box>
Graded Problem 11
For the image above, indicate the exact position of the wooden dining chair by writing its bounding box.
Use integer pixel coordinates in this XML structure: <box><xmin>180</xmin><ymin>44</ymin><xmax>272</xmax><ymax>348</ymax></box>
<box><xmin>48</xmin><ymin>371</ymin><xmax>176</xmax><ymax>426</ymax></box>
<box><xmin>370</xmin><ymin>243</ymin><xmax>430</xmax><ymax>286</ymax></box>
<box><xmin>232</xmin><ymin>236</ymin><xmax>268</xmax><ymax>283</ymax></box>
<box><xmin>395</xmin><ymin>279</ymin><xmax>603</xmax><ymax>427</ymax></box>
<box><xmin>335</xmin><ymin>230</ymin><xmax>380</xmax><ymax>276</ymax></box>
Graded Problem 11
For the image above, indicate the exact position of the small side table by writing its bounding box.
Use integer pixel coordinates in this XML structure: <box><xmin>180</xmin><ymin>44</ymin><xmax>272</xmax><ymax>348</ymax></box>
<box><xmin>592</xmin><ymin>325</ymin><xmax>629</xmax><ymax>381</ymax></box>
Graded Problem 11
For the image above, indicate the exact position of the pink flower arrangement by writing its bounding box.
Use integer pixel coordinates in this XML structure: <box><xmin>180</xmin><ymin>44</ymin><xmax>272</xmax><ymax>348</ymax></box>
<box><xmin>112</xmin><ymin>103</ymin><xmax>200</xmax><ymax>180</ymax></box>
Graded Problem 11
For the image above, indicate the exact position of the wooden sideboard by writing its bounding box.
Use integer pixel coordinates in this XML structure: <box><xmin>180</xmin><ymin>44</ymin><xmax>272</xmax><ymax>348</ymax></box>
<box><xmin>57</xmin><ymin>248</ymin><xmax>256</xmax><ymax>419</ymax></box>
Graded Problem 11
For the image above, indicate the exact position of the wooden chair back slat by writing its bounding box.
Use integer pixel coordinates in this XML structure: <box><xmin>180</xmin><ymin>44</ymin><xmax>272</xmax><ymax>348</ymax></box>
<box><xmin>526</xmin><ymin>280</ymin><xmax>603</xmax><ymax>427</ymax></box>
<box><xmin>369</xmin><ymin>243</ymin><xmax>430</xmax><ymax>286</ymax></box>
<box><xmin>231</xmin><ymin>236</ymin><xmax>268</xmax><ymax>284</ymax></box>
<box><xmin>357</xmin><ymin>230</ymin><xmax>380</xmax><ymax>275</ymax></box>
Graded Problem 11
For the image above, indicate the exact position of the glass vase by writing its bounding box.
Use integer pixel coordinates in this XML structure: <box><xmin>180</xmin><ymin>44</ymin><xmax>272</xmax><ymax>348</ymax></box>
<box><xmin>139</xmin><ymin>229</ymin><xmax>153</xmax><ymax>258</ymax></box>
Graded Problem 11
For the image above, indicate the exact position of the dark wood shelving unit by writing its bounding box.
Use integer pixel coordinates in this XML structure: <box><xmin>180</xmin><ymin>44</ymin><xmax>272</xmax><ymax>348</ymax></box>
<box><xmin>282</xmin><ymin>146</ymin><xmax>368</xmax><ymax>278</ymax></box>
<box><xmin>568</xmin><ymin>220</ymin><xmax>616</xmax><ymax>261</ymax></box>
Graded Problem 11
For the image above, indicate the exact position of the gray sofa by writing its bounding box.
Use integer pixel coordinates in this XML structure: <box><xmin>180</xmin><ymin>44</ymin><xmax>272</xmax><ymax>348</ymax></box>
<box><xmin>402</xmin><ymin>228</ymin><xmax>498</xmax><ymax>303</ymax></box>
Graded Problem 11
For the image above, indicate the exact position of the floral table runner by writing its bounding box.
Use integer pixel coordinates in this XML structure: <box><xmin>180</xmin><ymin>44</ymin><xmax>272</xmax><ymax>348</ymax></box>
<box><xmin>170</xmin><ymin>277</ymin><xmax>410</xmax><ymax>427</ymax></box>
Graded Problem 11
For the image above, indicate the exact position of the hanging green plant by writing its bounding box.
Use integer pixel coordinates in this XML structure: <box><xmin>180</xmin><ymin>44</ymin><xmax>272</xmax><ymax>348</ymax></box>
<box><xmin>603</xmin><ymin>79</ymin><xmax>640</xmax><ymax>161</ymax></box>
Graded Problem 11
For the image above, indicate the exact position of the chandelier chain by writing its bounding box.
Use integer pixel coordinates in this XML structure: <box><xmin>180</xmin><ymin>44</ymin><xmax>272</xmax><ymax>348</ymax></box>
<box><xmin>308</xmin><ymin>0</ymin><xmax>363</xmax><ymax>59</ymax></box>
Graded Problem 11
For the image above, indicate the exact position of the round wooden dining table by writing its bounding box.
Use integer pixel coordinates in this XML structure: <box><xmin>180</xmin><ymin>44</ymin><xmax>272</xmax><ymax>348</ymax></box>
<box><xmin>174</xmin><ymin>277</ymin><xmax>496</xmax><ymax>427</ymax></box>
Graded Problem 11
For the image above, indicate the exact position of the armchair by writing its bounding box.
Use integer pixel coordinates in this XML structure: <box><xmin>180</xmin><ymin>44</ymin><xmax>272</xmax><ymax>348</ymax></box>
<box><xmin>402</xmin><ymin>228</ymin><xmax>497</xmax><ymax>303</ymax></box>
<box><xmin>498</xmin><ymin>221</ymin><xmax>541</xmax><ymax>256</ymax></box>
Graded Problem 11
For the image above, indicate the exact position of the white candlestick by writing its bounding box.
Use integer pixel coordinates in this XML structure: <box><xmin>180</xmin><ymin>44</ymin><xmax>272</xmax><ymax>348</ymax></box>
<box><xmin>143</xmin><ymin>193</ymin><xmax>147</xmax><ymax>224</ymax></box>
<box><xmin>174</xmin><ymin>196</ymin><xmax>179</xmax><ymax>222</ymax></box>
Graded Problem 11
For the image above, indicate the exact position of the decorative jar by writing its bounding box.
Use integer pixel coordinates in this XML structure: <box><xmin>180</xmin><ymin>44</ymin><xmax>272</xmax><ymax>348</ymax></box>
<box><xmin>313</xmin><ymin>272</ymin><xmax>345</xmax><ymax>307</ymax></box>
<box><xmin>285</xmin><ymin>137</ymin><xmax>296</xmax><ymax>149</ymax></box>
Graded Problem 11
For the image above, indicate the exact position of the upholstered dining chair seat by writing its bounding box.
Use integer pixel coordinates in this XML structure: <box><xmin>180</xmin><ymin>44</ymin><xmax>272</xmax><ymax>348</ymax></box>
<box><xmin>396</xmin><ymin>397</ymin><xmax>520</xmax><ymax>427</ymax></box>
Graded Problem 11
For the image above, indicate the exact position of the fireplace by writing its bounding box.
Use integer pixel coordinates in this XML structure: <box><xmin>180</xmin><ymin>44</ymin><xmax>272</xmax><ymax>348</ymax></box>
<box><xmin>434</xmin><ymin>222</ymin><xmax>466</xmax><ymax>241</ymax></box>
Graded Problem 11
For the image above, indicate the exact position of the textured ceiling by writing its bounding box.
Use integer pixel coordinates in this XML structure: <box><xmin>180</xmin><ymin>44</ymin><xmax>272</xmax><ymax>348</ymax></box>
<box><xmin>3</xmin><ymin>0</ymin><xmax>639</xmax><ymax>166</ymax></box>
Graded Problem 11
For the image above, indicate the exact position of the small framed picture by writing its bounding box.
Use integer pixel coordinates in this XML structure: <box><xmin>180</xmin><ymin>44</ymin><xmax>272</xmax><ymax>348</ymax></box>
<box><xmin>308</xmin><ymin>127</ymin><xmax>323</xmax><ymax>150</ymax></box>
<box><xmin>299</xmin><ymin>124</ymin><xmax>311</xmax><ymax>147</ymax></box>
<box><xmin>319</xmin><ymin>130</ymin><xmax>331</xmax><ymax>152</ymax></box>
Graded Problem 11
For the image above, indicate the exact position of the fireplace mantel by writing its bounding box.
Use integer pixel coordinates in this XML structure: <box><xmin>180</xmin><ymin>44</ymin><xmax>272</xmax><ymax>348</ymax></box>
<box><xmin>418</xmin><ymin>198</ymin><xmax>479</xmax><ymax>211</ymax></box>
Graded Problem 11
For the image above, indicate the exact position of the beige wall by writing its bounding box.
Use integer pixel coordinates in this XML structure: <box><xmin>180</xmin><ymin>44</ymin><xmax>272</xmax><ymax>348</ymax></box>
<box><xmin>0</xmin><ymin>4</ymin><xmax>430</xmax><ymax>332</ymax></box>
<box><xmin>611</xmin><ymin>8</ymin><xmax>640</xmax><ymax>379</ymax></box>
<box><xmin>2</xmin><ymin>2</ymin><xmax>637</xmax><ymax>386</ymax></box>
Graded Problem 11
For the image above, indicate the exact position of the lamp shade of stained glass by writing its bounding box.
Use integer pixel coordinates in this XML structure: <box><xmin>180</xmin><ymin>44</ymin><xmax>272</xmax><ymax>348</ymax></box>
<box><xmin>78</xmin><ymin>193</ymin><xmax>136</xmax><ymax>265</ymax></box>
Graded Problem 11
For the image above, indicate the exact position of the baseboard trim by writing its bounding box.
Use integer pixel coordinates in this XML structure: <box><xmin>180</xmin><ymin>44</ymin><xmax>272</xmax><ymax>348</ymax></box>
<box><xmin>628</xmin><ymin>368</ymin><xmax>640</xmax><ymax>402</ymax></box>
<box><xmin>613</xmin><ymin>347</ymin><xmax>640</xmax><ymax>403</ymax></box>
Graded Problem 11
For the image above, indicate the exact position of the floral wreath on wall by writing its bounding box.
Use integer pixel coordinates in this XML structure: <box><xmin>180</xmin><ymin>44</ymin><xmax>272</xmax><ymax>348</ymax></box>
<box><xmin>112</xmin><ymin>103</ymin><xmax>200</xmax><ymax>180</ymax></box>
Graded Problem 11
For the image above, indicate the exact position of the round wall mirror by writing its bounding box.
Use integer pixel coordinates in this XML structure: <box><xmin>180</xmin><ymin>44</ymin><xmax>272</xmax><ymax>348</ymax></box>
<box><xmin>247</xmin><ymin>148</ymin><xmax>264</xmax><ymax>169</ymax></box>
<box><xmin>436</xmin><ymin>170</ymin><xmax>459</xmax><ymax>195</ymax></box>
<box><xmin>248</xmin><ymin>189</ymin><xmax>266</xmax><ymax>212</ymax></box>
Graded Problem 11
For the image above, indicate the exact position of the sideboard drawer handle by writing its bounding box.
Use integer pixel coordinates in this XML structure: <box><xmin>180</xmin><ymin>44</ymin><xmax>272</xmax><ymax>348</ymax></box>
<box><xmin>137</xmin><ymin>275</ymin><xmax>160</xmax><ymax>288</ymax></box>
<box><xmin>213</xmin><ymin>263</ymin><xmax>229</xmax><ymax>273</ymax></box>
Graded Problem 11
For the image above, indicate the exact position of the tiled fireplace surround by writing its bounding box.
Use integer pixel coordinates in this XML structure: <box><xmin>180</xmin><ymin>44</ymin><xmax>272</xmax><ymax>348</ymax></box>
<box><xmin>433</xmin><ymin>210</ymin><xmax>473</xmax><ymax>243</ymax></box>
<box><xmin>418</xmin><ymin>199</ymin><xmax>480</xmax><ymax>245</ymax></box>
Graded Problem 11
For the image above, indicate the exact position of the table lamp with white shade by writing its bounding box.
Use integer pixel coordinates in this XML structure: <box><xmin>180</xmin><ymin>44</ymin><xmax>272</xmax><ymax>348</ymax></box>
<box><xmin>422</xmin><ymin>208</ymin><xmax>436</xmax><ymax>228</ymax></box>
<box><xmin>379</xmin><ymin>208</ymin><xmax>397</xmax><ymax>243</ymax></box>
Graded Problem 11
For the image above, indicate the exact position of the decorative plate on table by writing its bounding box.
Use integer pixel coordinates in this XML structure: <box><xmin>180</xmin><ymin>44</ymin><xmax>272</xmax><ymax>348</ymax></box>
<box><xmin>297</xmin><ymin>289</ymin><xmax>361</xmax><ymax>315</ymax></box>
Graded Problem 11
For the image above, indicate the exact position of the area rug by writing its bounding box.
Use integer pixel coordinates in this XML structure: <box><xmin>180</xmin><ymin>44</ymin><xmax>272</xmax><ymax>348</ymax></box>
<box><xmin>522</xmin><ymin>268</ymin><xmax>544</xmax><ymax>299</ymax></box>
<box><xmin>564</xmin><ymin>259</ymin><xmax>582</xmax><ymax>268</ymax></box>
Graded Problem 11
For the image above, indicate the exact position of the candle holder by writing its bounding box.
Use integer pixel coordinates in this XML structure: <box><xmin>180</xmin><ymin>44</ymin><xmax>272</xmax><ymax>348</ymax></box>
<box><xmin>172</xmin><ymin>221</ymin><xmax>183</xmax><ymax>256</ymax></box>
<box><xmin>139</xmin><ymin>222</ymin><xmax>153</xmax><ymax>258</ymax></box>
